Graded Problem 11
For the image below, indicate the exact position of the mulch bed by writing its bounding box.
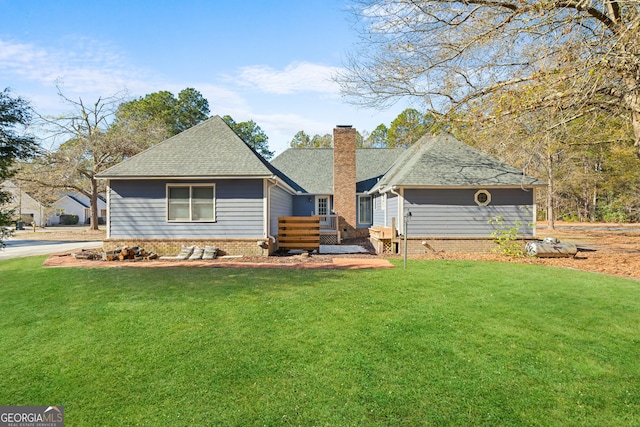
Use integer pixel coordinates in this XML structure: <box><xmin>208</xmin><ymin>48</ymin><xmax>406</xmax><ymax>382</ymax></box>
<box><xmin>33</xmin><ymin>223</ymin><xmax>640</xmax><ymax>279</ymax></box>
<box><xmin>42</xmin><ymin>252</ymin><xmax>395</xmax><ymax>270</ymax></box>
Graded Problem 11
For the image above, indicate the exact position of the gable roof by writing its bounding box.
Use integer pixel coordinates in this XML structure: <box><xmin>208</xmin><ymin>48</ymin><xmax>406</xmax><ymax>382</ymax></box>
<box><xmin>270</xmin><ymin>148</ymin><xmax>404</xmax><ymax>194</ymax></box>
<box><xmin>97</xmin><ymin>116</ymin><xmax>278</xmax><ymax>179</ymax></box>
<box><xmin>0</xmin><ymin>180</ymin><xmax>44</xmax><ymax>208</ymax></box>
<box><xmin>371</xmin><ymin>133</ymin><xmax>545</xmax><ymax>192</ymax></box>
<box><xmin>65</xmin><ymin>194</ymin><xmax>89</xmax><ymax>208</ymax></box>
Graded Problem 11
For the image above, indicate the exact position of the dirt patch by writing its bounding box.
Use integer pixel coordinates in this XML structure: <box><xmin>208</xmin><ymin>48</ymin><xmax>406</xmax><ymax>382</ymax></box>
<box><xmin>37</xmin><ymin>223</ymin><xmax>640</xmax><ymax>279</ymax></box>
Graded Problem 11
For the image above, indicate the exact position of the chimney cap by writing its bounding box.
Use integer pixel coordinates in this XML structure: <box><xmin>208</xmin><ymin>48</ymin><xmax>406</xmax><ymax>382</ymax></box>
<box><xmin>336</xmin><ymin>125</ymin><xmax>352</xmax><ymax>128</ymax></box>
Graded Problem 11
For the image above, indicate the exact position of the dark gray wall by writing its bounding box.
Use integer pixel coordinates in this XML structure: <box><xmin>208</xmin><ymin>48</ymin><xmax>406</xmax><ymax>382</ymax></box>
<box><xmin>292</xmin><ymin>195</ymin><xmax>315</xmax><ymax>216</ymax></box>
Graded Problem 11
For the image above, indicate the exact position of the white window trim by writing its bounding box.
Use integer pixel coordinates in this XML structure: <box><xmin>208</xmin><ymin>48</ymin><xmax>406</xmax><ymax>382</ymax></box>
<box><xmin>166</xmin><ymin>183</ymin><xmax>216</xmax><ymax>222</ymax></box>
<box><xmin>358</xmin><ymin>194</ymin><xmax>373</xmax><ymax>224</ymax></box>
<box><xmin>474</xmin><ymin>189</ymin><xmax>491</xmax><ymax>206</ymax></box>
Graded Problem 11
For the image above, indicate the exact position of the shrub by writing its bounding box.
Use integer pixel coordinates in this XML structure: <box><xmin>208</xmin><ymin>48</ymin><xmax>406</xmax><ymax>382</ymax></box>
<box><xmin>84</xmin><ymin>217</ymin><xmax>106</xmax><ymax>225</ymax></box>
<box><xmin>488</xmin><ymin>216</ymin><xmax>526</xmax><ymax>258</ymax></box>
<box><xmin>59</xmin><ymin>214</ymin><xmax>79</xmax><ymax>225</ymax></box>
<box><xmin>598</xmin><ymin>201</ymin><xmax>630</xmax><ymax>223</ymax></box>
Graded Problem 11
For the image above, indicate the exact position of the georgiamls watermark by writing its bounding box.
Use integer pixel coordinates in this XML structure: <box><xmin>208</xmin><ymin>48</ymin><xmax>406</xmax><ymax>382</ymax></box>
<box><xmin>0</xmin><ymin>406</ymin><xmax>64</xmax><ymax>427</ymax></box>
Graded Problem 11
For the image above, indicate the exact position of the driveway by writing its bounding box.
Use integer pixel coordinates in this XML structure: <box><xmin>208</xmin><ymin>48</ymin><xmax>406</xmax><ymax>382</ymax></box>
<box><xmin>0</xmin><ymin>238</ymin><xmax>103</xmax><ymax>261</ymax></box>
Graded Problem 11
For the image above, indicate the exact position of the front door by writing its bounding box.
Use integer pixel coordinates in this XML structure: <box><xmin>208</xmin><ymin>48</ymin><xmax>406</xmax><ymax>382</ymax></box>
<box><xmin>315</xmin><ymin>196</ymin><xmax>330</xmax><ymax>226</ymax></box>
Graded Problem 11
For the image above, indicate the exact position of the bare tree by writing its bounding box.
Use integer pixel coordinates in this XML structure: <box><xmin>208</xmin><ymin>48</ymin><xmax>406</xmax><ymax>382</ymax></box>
<box><xmin>460</xmin><ymin>86</ymin><xmax>636</xmax><ymax>228</ymax></box>
<box><xmin>27</xmin><ymin>86</ymin><xmax>168</xmax><ymax>230</ymax></box>
<box><xmin>338</xmin><ymin>0</ymin><xmax>640</xmax><ymax>155</ymax></box>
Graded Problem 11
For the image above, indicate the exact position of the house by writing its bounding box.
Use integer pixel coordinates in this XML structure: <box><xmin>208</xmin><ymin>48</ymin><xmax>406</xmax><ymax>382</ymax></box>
<box><xmin>1</xmin><ymin>181</ymin><xmax>108</xmax><ymax>227</ymax></box>
<box><xmin>0</xmin><ymin>180</ymin><xmax>46</xmax><ymax>227</ymax></box>
<box><xmin>96</xmin><ymin>116</ymin><xmax>544</xmax><ymax>256</ymax></box>
<box><xmin>46</xmin><ymin>192</ymin><xmax>107</xmax><ymax>226</ymax></box>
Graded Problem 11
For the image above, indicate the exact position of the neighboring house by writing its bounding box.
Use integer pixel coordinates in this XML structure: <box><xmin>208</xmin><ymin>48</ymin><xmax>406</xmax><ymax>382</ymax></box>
<box><xmin>97</xmin><ymin>115</ymin><xmax>544</xmax><ymax>256</ymax></box>
<box><xmin>1</xmin><ymin>181</ymin><xmax>107</xmax><ymax>227</ymax></box>
<box><xmin>1</xmin><ymin>180</ymin><xmax>47</xmax><ymax>226</ymax></box>
<box><xmin>46</xmin><ymin>192</ymin><xmax>107</xmax><ymax>226</ymax></box>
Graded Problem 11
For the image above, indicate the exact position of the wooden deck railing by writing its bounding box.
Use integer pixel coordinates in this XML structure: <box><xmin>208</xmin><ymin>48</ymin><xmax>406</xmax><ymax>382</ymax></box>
<box><xmin>277</xmin><ymin>216</ymin><xmax>320</xmax><ymax>252</ymax></box>
<box><xmin>318</xmin><ymin>214</ymin><xmax>338</xmax><ymax>233</ymax></box>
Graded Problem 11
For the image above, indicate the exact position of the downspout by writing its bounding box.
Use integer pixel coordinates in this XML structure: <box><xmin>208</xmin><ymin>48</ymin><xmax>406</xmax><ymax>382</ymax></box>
<box><xmin>265</xmin><ymin>178</ymin><xmax>278</xmax><ymax>245</ymax></box>
<box><xmin>532</xmin><ymin>187</ymin><xmax>537</xmax><ymax>238</ymax></box>
<box><xmin>105</xmin><ymin>179</ymin><xmax>111</xmax><ymax>239</ymax></box>
<box><xmin>389</xmin><ymin>186</ymin><xmax>402</xmax><ymax>234</ymax></box>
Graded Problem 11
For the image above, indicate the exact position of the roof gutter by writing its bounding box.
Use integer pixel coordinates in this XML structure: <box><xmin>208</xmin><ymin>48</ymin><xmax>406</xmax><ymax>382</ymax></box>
<box><xmin>96</xmin><ymin>174</ymin><xmax>276</xmax><ymax>180</ymax></box>
<box><xmin>374</xmin><ymin>183</ymin><xmax>396</xmax><ymax>194</ymax></box>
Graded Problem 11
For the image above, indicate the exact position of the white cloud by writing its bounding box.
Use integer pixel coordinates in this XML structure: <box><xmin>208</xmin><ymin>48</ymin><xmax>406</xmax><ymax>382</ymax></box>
<box><xmin>0</xmin><ymin>37</ymin><xmax>157</xmax><ymax>116</ymax></box>
<box><xmin>0</xmin><ymin>38</ymin><xmax>148</xmax><ymax>95</ymax></box>
<box><xmin>0</xmin><ymin>39</ymin><xmax>51</xmax><ymax>82</ymax></box>
<box><xmin>235</xmin><ymin>62</ymin><xmax>342</xmax><ymax>95</ymax></box>
<box><xmin>0</xmin><ymin>37</ymin><xmax>400</xmax><ymax>156</ymax></box>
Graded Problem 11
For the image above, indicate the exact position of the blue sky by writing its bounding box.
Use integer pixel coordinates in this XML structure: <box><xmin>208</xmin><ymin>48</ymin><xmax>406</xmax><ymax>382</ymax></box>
<box><xmin>0</xmin><ymin>0</ymin><xmax>408</xmax><ymax>155</ymax></box>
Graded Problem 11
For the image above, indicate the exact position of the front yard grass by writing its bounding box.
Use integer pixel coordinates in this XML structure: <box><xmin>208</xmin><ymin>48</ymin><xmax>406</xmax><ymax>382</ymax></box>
<box><xmin>0</xmin><ymin>257</ymin><xmax>638</xmax><ymax>426</ymax></box>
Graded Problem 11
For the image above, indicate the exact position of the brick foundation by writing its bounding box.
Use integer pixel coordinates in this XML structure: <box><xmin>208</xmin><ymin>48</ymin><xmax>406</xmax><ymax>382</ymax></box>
<box><xmin>373</xmin><ymin>237</ymin><xmax>527</xmax><ymax>254</ymax></box>
<box><xmin>403</xmin><ymin>238</ymin><xmax>501</xmax><ymax>254</ymax></box>
<box><xmin>103</xmin><ymin>238</ymin><xmax>273</xmax><ymax>257</ymax></box>
<box><xmin>354</xmin><ymin>228</ymin><xmax>371</xmax><ymax>239</ymax></box>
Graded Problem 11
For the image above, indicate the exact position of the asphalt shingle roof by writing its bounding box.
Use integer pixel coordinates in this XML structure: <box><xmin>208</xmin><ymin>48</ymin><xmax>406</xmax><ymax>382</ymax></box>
<box><xmin>371</xmin><ymin>133</ymin><xmax>545</xmax><ymax>191</ymax></box>
<box><xmin>97</xmin><ymin>116</ymin><xmax>276</xmax><ymax>178</ymax></box>
<box><xmin>270</xmin><ymin>148</ymin><xmax>404</xmax><ymax>194</ymax></box>
<box><xmin>98</xmin><ymin>119</ymin><xmax>544</xmax><ymax>193</ymax></box>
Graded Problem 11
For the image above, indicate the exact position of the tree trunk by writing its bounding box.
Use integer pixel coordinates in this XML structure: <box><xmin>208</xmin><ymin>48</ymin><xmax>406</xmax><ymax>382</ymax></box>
<box><xmin>633</xmin><ymin>109</ymin><xmax>640</xmax><ymax>159</ymax></box>
<box><xmin>90</xmin><ymin>177</ymin><xmax>99</xmax><ymax>231</ymax></box>
<box><xmin>546</xmin><ymin>152</ymin><xmax>555</xmax><ymax>230</ymax></box>
<box><xmin>625</xmin><ymin>76</ymin><xmax>640</xmax><ymax>158</ymax></box>
<box><xmin>592</xmin><ymin>183</ymin><xmax>598</xmax><ymax>222</ymax></box>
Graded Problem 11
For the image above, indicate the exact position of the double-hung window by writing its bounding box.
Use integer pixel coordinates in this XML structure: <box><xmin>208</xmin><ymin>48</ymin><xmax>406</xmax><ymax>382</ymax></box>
<box><xmin>167</xmin><ymin>184</ymin><xmax>215</xmax><ymax>222</ymax></box>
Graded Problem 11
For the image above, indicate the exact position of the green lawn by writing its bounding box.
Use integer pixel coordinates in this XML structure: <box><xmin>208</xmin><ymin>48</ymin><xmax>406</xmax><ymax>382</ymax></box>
<box><xmin>0</xmin><ymin>257</ymin><xmax>638</xmax><ymax>426</ymax></box>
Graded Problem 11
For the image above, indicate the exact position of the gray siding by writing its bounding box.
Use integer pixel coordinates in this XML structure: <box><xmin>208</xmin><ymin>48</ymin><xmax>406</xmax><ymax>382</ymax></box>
<box><xmin>404</xmin><ymin>188</ymin><xmax>535</xmax><ymax>237</ymax></box>
<box><xmin>386</xmin><ymin>194</ymin><xmax>399</xmax><ymax>230</ymax></box>
<box><xmin>292</xmin><ymin>196</ymin><xmax>315</xmax><ymax>216</ymax></box>
<box><xmin>269</xmin><ymin>185</ymin><xmax>293</xmax><ymax>236</ymax></box>
<box><xmin>109</xmin><ymin>179</ymin><xmax>265</xmax><ymax>238</ymax></box>
<box><xmin>292</xmin><ymin>195</ymin><xmax>335</xmax><ymax>216</ymax></box>
<box><xmin>372</xmin><ymin>194</ymin><xmax>385</xmax><ymax>227</ymax></box>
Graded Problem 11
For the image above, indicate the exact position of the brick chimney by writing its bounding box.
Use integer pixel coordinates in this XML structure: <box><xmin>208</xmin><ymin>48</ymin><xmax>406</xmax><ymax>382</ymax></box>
<box><xmin>333</xmin><ymin>125</ymin><xmax>357</xmax><ymax>240</ymax></box>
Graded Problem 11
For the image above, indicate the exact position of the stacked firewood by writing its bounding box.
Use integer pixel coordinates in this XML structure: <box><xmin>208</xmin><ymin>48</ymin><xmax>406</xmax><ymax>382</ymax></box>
<box><xmin>103</xmin><ymin>246</ymin><xmax>158</xmax><ymax>262</ymax></box>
